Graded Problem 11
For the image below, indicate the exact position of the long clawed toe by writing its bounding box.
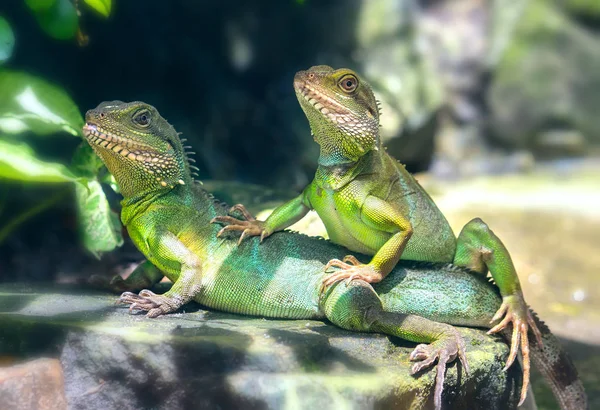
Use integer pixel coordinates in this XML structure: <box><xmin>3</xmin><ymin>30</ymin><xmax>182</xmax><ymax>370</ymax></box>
<box><xmin>487</xmin><ymin>296</ymin><xmax>542</xmax><ymax>405</ymax></box>
<box><xmin>320</xmin><ymin>256</ymin><xmax>382</xmax><ymax>293</ymax></box>
<box><xmin>118</xmin><ymin>289</ymin><xmax>173</xmax><ymax>318</ymax></box>
<box><xmin>228</xmin><ymin>204</ymin><xmax>256</xmax><ymax>221</ymax></box>
<box><xmin>210</xmin><ymin>205</ymin><xmax>265</xmax><ymax>244</ymax></box>
<box><xmin>409</xmin><ymin>335</ymin><xmax>469</xmax><ymax>410</ymax></box>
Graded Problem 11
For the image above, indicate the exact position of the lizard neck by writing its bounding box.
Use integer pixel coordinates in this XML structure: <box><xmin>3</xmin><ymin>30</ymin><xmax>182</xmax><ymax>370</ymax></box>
<box><xmin>313</xmin><ymin>127</ymin><xmax>380</xmax><ymax>168</ymax></box>
<box><xmin>315</xmin><ymin>149</ymin><xmax>383</xmax><ymax>191</ymax></box>
<box><xmin>120</xmin><ymin>180</ymin><xmax>223</xmax><ymax>227</ymax></box>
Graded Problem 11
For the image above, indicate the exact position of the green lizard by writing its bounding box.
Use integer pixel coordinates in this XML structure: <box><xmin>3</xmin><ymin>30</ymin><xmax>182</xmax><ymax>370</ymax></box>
<box><xmin>83</xmin><ymin>101</ymin><xmax>586</xmax><ymax>410</ymax></box>
<box><xmin>212</xmin><ymin>65</ymin><xmax>541</xmax><ymax>405</ymax></box>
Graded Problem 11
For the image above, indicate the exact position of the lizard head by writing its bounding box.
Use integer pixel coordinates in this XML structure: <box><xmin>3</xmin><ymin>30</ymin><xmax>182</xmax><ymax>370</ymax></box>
<box><xmin>83</xmin><ymin>101</ymin><xmax>190</xmax><ymax>198</ymax></box>
<box><xmin>294</xmin><ymin>65</ymin><xmax>380</xmax><ymax>164</ymax></box>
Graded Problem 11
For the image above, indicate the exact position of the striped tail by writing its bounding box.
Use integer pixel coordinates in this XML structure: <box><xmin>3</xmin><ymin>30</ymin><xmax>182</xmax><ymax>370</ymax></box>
<box><xmin>526</xmin><ymin>309</ymin><xmax>588</xmax><ymax>410</ymax></box>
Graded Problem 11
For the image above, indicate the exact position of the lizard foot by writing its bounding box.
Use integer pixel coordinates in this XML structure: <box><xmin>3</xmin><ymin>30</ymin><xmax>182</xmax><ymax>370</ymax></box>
<box><xmin>409</xmin><ymin>330</ymin><xmax>470</xmax><ymax>410</ymax></box>
<box><xmin>320</xmin><ymin>255</ymin><xmax>383</xmax><ymax>293</ymax></box>
<box><xmin>211</xmin><ymin>204</ymin><xmax>270</xmax><ymax>244</ymax></box>
<box><xmin>487</xmin><ymin>293</ymin><xmax>543</xmax><ymax>405</ymax></box>
<box><xmin>118</xmin><ymin>290</ymin><xmax>181</xmax><ymax>318</ymax></box>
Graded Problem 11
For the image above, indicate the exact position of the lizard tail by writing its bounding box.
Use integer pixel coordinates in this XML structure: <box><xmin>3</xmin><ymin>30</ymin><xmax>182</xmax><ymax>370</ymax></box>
<box><xmin>526</xmin><ymin>309</ymin><xmax>588</xmax><ymax>410</ymax></box>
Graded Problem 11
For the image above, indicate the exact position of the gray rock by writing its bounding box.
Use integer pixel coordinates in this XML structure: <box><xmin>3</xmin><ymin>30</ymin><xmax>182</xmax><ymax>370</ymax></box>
<box><xmin>489</xmin><ymin>0</ymin><xmax>600</xmax><ymax>151</ymax></box>
<box><xmin>355</xmin><ymin>0</ymin><xmax>444</xmax><ymax>170</ymax></box>
<box><xmin>0</xmin><ymin>358</ymin><xmax>67</xmax><ymax>410</ymax></box>
<box><xmin>0</xmin><ymin>284</ymin><xmax>524</xmax><ymax>410</ymax></box>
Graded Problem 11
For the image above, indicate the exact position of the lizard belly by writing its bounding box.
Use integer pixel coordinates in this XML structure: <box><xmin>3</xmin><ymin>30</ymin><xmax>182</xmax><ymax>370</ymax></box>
<box><xmin>309</xmin><ymin>188</ymin><xmax>388</xmax><ymax>256</ymax></box>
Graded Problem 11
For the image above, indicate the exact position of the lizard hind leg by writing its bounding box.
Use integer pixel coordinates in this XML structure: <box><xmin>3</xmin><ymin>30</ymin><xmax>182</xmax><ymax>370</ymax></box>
<box><xmin>322</xmin><ymin>280</ymin><xmax>468</xmax><ymax>410</ymax></box>
<box><xmin>454</xmin><ymin>217</ymin><xmax>542</xmax><ymax>405</ymax></box>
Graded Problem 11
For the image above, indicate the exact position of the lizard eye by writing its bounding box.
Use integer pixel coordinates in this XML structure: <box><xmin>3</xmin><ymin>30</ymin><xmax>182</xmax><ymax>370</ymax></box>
<box><xmin>133</xmin><ymin>110</ymin><xmax>151</xmax><ymax>127</ymax></box>
<box><xmin>339</xmin><ymin>75</ymin><xmax>358</xmax><ymax>93</ymax></box>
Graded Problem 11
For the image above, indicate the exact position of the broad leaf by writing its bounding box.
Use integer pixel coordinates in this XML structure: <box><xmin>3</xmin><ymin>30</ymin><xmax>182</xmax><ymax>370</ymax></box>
<box><xmin>75</xmin><ymin>178</ymin><xmax>123</xmax><ymax>258</ymax></box>
<box><xmin>0</xmin><ymin>16</ymin><xmax>15</xmax><ymax>65</ymax></box>
<box><xmin>71</xmin><ymin>142</ymin><xmax>120</xmax><ymax>193</ymax></box>
<box><xmin>99</xmin><ymin>171</ymin><xmax>120</xmax><ymax>193</ymax></box>
<box><xmin>0</xmin><ymin>70</ymin><xmax>83</xmax><ymax>136</ymax></box>
<box><xmin>24</xmin><ymin>0</ymin><xmax>56</xmax><ymax>12</ymax></box>
<box><xmin>71</xmin><ymin>141</ymin><xmax>123</xmax><ymax>256</ymax></box>
<box><xmin>35</xmin><ymin>0</ymin><xmax>78</xmax><ymax>40</ymax></box>
<box><xmin>70</xmin><ymin>142</ymin><xmax>104</xmax><ymax>179</ymax></box>
<box><xmin>84</xmin><ymin>0</ymin><xmax>112</xmax><ymax>18</ymax></box>
<box><xmin>0</xmin><ymin>138</ymin><xmax>79</xmax><ymax>183</ymax></box>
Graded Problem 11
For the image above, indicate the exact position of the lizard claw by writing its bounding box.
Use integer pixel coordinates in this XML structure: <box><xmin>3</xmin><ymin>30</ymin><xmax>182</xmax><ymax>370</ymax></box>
<box><xmin>320</xmin><ymin>255</ymin><xmax>383</xmax><ymax>294</ymax></box>
<box><xmin>238</xmin><ymin>228</ymin><xmax>253</xmax><ymax>245</ymax></box>
<box><xmin>211</xmin><ymin>214</ymin><xmax>269</xmax><ymax>244</ymax></box>
<box><xmin>487</xmin><ymin>293</ymin><xmax>541</xmax><ymax>405</ymax></box>
<box><xmin>118</xmin><ymin>289</ymin><xmax>180</xmax><ymax>318</ymax></box>
<box><xmin>409</xmin><ymin>329</ymin><xmax>469</xmax><ymax>410</ymax></box>
<box><xmin>228</xmin><ymin>204</ymin><xmax>256</xmax><ymax>221</ymax></box>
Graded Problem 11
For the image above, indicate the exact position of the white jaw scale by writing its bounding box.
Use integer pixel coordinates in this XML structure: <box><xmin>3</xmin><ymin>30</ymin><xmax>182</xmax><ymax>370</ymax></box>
<box><xmin>295</xmin><ymin>83</ymin><xmax>360</xmax><ymax>127</ymax></box>
<box><xmin>83</xmin><ymin>123</ymin><xmax>156</xmax><ymax>163</ymax></box>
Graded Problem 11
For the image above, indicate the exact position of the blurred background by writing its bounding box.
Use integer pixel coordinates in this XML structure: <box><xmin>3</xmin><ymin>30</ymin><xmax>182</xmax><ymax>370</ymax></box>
<box><xmin>0</xmin><ymin>1</ymin><xmax>598</xmax><ymax>408</ymax></box>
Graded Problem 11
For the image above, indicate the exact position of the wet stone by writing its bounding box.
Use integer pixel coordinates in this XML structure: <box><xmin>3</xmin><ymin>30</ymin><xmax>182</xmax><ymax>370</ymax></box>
<box><xmin>0</xmin><ymin>358</ymin><xmax>67</xmax><ymax>410</ymax></box>
<box><xmin>0</xmin><ymin>284</ymin><xmax>528</xmax><ymax>410</ymax></box>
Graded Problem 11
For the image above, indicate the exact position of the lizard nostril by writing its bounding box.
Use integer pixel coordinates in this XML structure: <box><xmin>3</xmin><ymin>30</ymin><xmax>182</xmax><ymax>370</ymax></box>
<box><xmin>100</xmin><ymin>113</ymin><xmax>105</xmax><ymax>118</ymax></box>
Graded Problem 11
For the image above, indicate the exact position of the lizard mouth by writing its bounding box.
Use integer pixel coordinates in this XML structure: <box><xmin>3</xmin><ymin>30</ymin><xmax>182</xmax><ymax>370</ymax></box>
<box><xmin>294</xmin><ymin>81</ymin><xmax>355</xmax><ymax>125</ymax></box>
<box><xmin>83</xmin><ymin>123</ymin><xmax>158</xmax><ymax>163</ymax></box>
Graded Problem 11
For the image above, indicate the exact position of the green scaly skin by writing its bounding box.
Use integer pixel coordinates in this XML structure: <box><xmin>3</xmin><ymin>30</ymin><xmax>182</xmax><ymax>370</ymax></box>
<box><xmin>83</xmin><ymin>101</ymin><xmax>586</xmax><ymax>410</ymax></box>
<box><xmin>212</xmin><ymin>65</ymin><xmax>542</xmax><ymax>405</ymax></box>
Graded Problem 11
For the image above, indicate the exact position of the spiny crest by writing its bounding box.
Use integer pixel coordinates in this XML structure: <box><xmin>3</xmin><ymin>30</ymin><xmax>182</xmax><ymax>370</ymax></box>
<box><xmin>178</xmin><ymin>134</ymin><xmax>201</xmax><ymax>181</ymax></box>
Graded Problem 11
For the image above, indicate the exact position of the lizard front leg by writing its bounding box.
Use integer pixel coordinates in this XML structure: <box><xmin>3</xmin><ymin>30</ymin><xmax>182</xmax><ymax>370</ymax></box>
<box><xmin>118</xmin><ymin>232</ymin><xmax>203</xmax><ymax>318</ymax></box>
<box><xmin>211</xmin><ymin>192</ymin><xmax>310</xmax><ymax>244</ymax></box>
<box><xmin>322</xmin><ymin>280</ymin><xmax>468</xmax><ymax>410</ymax></box>
<box><xmin>322</xmin><ymin>195</ymin><xmax>412</xmax><ymax>289</ymax></box>
<box><xmin>454</xmin><ymin>217</ymin><xmax>542</xmax><ymax>405</ymax></box>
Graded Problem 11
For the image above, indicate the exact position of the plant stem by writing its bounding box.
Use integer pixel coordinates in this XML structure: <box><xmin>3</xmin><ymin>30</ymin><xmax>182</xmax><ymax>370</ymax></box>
<box><xmin>0</xmin><ymin>188</ymin><xmax>70</xmax><ymax>246</ymax></box>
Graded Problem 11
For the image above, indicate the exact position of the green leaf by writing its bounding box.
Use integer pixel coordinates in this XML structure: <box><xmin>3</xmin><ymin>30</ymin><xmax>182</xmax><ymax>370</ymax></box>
<box><xmin>0</xmin><ymin>138</ymin><xmax>79</xmax><ymax>183</ymax></box>
<box><xmin>24</xmin><ymin>0</ymin><xmax>57</xmax><ymax>12</ymax></box>
<box><xmin>35</xmin><ymin>0</ymin><xmax>78</xmax><ymax>40</ymax></box>
<box><xmin>70</xmin><ymin>142</ymin><xmax>104</xmax><ymax>179</ymax></box>
<box><xmin>0</xmin><ymin>17</ymin><xmax>15</xmax><ymax>65</ymax></box>
<box><xmin>99</xmin><ymin>171</ymin><xmax>120</xmax><ymax>193</ymax></box>
<box><xmin>84</xmin><ymin>0</ymin><xmax>112</xmax><ymax>18</ymax></box>
<box><xmin>75</xmin><ymin>178</ymin><xmax>123</xmax><ymax>258</ymax></box>
<box><xmin>0</xmin><ymin>70</ymin><xmax>83</xmax><ymax>136</ymax></box>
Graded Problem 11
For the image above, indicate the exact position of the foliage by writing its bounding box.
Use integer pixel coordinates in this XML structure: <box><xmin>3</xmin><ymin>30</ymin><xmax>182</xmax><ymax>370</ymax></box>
<box><xmin>71</xmin><ymin>143</ymin><xmax>124</xmax><ymax>257</ymax></box>
<box><xmin>0</xmin><ymin>70</ymin><xmax>83</xmax><ymax>136</ymax></box>
<box><xmin>0</xmin><ymin>17</ymin><xmax>14</xmax><ymax>65</ymax></box>
<box><xmin>23</xmin><ymin>0</ymin><xmax>113</xmax><ymax>42</ymax></box>
<box><xmin>34</xmin><ymin>0</ymin><xmax>79</xmax><ymax>40</ymax></box>
<box><xmin>0</xmin><ymin>139</ymin><xmax>80</xmax><ymax>183</ymax></box>
<box><xmin>84</xmin><ymin>0</ymin><xmax>112</xmax><ymax>18</ymax></box>
<box><xmin>0</xmin><ymin>70</ymin><xmax>122</xmax><ymax>257</ymax></box>
<box><xmin>1</xmin><ymin>1</ymin><xmax>120</xmax><ymax>257</ymax></box>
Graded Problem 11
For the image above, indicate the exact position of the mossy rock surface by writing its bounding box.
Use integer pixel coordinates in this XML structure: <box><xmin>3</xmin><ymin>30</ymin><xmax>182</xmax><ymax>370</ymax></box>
<box><xmin>0</xmin><ymin>283</ymin><xmax>525</xmax><ymax>410</ymax></box>
<box><xmin>490</xmin><ymin>0</ymin><xmax>600</xmax><ymax>149</ymax></box>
